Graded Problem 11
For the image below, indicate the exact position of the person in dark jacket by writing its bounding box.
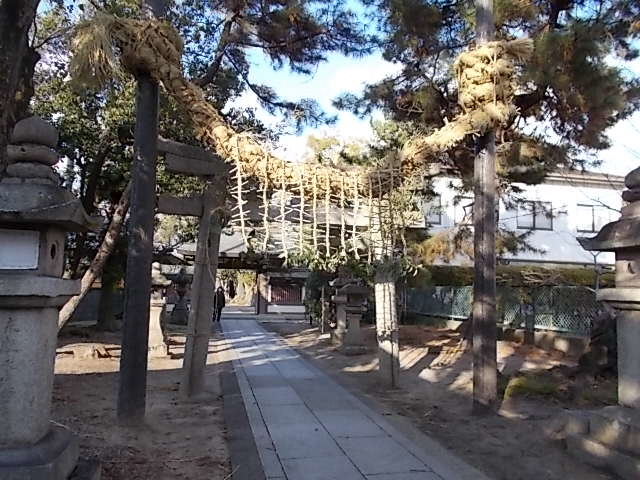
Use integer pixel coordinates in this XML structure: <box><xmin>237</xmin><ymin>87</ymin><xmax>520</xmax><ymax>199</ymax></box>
<box><xmin>213</xmin><ymin>286</ymin><xmax>226</xmax><ymax>322</ymax></box>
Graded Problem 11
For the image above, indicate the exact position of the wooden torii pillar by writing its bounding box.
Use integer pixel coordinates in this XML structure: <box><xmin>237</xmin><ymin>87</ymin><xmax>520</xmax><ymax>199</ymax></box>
<box><xmin>156</xmin><ymin>138</ymin><xmax>230</xmax><ymax>397</ymax></box>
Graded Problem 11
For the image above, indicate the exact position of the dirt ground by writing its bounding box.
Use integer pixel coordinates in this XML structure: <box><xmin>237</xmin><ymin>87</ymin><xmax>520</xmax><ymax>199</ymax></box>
<box><xmin>264</xmin><ymin>322</ymin><xmax>616</xmax><ymax>480</ymax></box>
<box><xmin>53</xmin><ymin>327</ymin><xmax>230</xmax><ymax>480</ymax></box>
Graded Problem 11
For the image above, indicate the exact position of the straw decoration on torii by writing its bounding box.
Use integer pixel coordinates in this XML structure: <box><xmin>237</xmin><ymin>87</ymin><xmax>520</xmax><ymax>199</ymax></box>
<box><xmin>69</xmin><ymin>12</ymin><xmax>532</xmax><ymax>267</ymax></box>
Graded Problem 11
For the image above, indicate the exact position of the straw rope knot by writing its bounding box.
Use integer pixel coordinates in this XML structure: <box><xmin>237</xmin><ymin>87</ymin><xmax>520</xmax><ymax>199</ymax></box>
<box><xmin>401</xmin><ymin>38</ymin><xmax>533</xmax><ymax>173</ymax></box>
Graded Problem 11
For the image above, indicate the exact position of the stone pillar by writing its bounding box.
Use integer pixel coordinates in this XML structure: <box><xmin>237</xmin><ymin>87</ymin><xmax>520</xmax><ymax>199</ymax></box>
<box><xmin>375</xmin><ymin>269</ymin><xmax>400</xmax><ymax>388</ymax></box>
<box><xmin>344</xmin><ymin>307</ymin><xmax>365</xmax><ymax>346</ymax></box>
<box><xmin>331</xmin><ymin>293</ymin><xmax>348</xmax><ymax>345</ymax></box>
<box><xmin>257</xmin><ymin>272</ymin><xmax>269</xmax><ymax>315</ymax></box>
<box><xmin>330</xmin><ymin>281</ymin><xmax>368</xmax><ymax>355</ymax></box>
<box><xmin>0</xmin><ymin>117</ymin><xmax>93</xmax><ymax>478</ymax></box>
<box><xmin>149</xmin><ymin>262</ymin><xmax>170</xmax><ymax>357</ymax></box>
<box><xmin>579</xmin><ymin>166</ymin><xmax>640</xmax><ymax>408</ymax></box>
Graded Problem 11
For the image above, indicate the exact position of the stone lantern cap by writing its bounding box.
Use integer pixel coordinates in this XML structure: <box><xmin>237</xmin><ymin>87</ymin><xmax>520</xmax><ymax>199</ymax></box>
<box><xmin>578</xmin><ymin>166</ymin><xmax>640</xmax><ymax>252</ymax></box>
<box><xmin>578</xmin><ymin>215</ymin><xmax>640</xmax><ymax>252</ymax></box>
<box><xmin>337</xmin><ymin>284</ymin><xmax>369</xmax><ymax>296</ymax></box>
<box><xmin>151</xmin><ymin>262</ymin><xmax>171</xmax><ymax>287</ymax></box>
<box><xmin>1</xmin><ymin>117</ymin><xmax>94</xmax><ymax>232</ymax></box>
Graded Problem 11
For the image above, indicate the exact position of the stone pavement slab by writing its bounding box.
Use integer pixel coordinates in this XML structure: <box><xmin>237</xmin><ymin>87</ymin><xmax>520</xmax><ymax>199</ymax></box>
<box><xmin>282</xmin><ymin>456</ymin><xmax>365</xmax><ymax>480</ymax></box>
<box><xmin>220</xmin><ymin>318</ymin><xmax>493</xmax><ymax>480</ymax></box>
<box><xmin>252</xmin><ymin>386</ymin><xmax>304</xmax><ymax>406</ymax></box>
<box><xmin>314</xmin><ymin>409</ymin><xmax>385</xmax><ymax>438</ymax></box>
<box><xmin>366</xmin><ymin>473</ymin><xmax>441</xmax><ymax>480</ymax></box>
<box><xmin>335</xmin><ymin>436</ymin><xmax>429</xmax><ymax>475</ymax></box>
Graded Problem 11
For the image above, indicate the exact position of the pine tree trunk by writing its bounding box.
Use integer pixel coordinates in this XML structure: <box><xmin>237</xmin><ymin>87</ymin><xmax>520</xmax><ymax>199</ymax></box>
<box><xmin>0</xmin><ymin>0</ymin><xmax>40</xmax><ymax>176</ymax></box>
<box><xmin>472</xmin><ymin>0</ymin><xmax>498</xmax><ymax>415</ymax></box>
<box><xmin>58</xmin><ymin>181</ymin><xmax>132</xmax><ymax>331</ymax></box>
<box><xmin>374</xmin><ymin>269</ymin><xmax>400</xmax><ymax>388</ymax></box>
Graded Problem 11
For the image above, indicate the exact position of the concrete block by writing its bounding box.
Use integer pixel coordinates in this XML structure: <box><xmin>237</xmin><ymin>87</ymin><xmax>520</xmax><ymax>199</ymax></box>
<box><xmin>0</xmin><ymin>423</ymin><xmax>78</xmax><ymax>480</ymax></box>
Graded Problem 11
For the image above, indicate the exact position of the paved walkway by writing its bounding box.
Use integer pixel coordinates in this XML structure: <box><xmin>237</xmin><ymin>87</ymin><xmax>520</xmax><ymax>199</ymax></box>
<box><xmin>220</xmin><ymin>318</ymin><xmax>492</xmax><ymax>480</ymax></box>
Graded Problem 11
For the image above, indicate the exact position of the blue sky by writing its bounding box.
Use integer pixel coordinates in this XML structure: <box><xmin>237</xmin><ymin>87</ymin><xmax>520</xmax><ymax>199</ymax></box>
<box><xmin>230</xmin><ymin>50</ymin><xmax>401</xmax><ymax>161</ymax></box>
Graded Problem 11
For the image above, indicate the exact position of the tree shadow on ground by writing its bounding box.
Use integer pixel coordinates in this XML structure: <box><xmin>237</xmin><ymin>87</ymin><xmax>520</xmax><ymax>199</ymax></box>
<box><xmin>264</xmin><ymin>321</ymin><xmax>617</xmax><ymax>480</ymax></box>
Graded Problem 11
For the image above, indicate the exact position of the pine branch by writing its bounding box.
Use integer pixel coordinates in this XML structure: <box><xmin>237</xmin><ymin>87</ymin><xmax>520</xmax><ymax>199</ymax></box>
<box><xmin>194</xmin><ymin>12</ymin><xmax>238</xmax><ymax>87</ymax></box>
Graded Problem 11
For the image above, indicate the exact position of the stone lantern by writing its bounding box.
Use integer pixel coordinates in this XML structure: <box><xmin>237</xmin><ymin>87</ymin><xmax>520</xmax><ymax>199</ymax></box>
<box><xmin>149</xmin><ymin>262</ymin><xmax>170</xmax><ymax>356</ymax></box>
<box><xmin>330</xmin><ymin>279</ymin><xmax>369</xmax><ymax>354</ymax></box>
<box><xmin>579</xmin><ymin>166</ymin><xmax>640</xmax><ymax>409</ymax></box>
<box><xmin>170</xmin><ymin>268</ymin><xmax>192</xmax><ymax>325</ymax></box>
<box><xmin>0</xmin><ymin>117</ymin><xmax>93</xmax><ymax>479</ymax></box>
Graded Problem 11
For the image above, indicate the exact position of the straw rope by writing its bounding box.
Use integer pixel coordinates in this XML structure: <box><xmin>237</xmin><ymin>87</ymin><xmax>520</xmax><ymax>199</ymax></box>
<box><xmin>69</xmin><ymin>12</ymin><xmax>532</xmax><ymax>266</ymax></box>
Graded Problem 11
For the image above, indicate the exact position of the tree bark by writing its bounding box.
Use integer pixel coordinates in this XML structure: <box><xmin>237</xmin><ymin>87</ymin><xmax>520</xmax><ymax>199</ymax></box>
<box><xmin>58</xmin><ymin>181</ymin><xmax>132</xmax><ymax>330</ymax></box>
<box><xmin>472</xmin><ymin>0</ymin><xmax>498</xmax><ymax>415</ymax></box>
<box><xmin>0</xmin><ymin>0</ymin><xmax>40</xmax><ymax>176</ymax></box>
<box><xmin>97</xmin><ymin>270</ymin><xmax>119</xmax><ymax>332</ymax></box>
<box><xmin>375</xmin><ymin>269</ymin><xmax>400</xmax><ymax>388</ymax></box>
<box><xmin>69</xmin><ymin>138</ymin><xmax>113</xmax><ymax>278</ymax></box>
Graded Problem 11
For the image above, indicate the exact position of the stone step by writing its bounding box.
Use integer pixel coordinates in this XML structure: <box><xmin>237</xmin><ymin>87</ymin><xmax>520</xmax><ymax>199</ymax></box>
<box><xmin>589</xmin><ymin>406</ymin><xmax>640</xmax><ymax>456</ymax></box>
<box><xmin>567</xmin><ymin>433</ymin><xmax>640</xmax><ymax>480</ymax></box>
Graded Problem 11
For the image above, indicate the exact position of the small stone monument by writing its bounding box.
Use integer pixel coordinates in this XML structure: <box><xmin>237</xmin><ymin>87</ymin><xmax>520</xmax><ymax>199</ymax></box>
<box><xmin>170</xmin><ymin>268</ymin><xmax>191</xmax><ymax>325</ymax></box>
<box><xmin>330</xmin><ymin>279</ymin><xmax>368</xmax><ymax>355</ymax></box>
<box><xmin>0</xmin><ymin>117</ymin><xmax>95</xmax><ymax>479</ymax></box>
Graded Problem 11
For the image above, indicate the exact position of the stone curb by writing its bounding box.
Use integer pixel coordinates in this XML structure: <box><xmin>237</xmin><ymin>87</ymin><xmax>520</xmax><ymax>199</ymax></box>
<box><xmin>217</xmin><ymin>328</ymin><xmax>266</xmax><ymax>480</ymax></box>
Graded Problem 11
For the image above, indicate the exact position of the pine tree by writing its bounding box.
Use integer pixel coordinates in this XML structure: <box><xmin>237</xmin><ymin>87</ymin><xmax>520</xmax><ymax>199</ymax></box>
<box><xmin>337</xmin><ymin>0</ymin><xmax>640</xmax><ymax>182</ymax></box>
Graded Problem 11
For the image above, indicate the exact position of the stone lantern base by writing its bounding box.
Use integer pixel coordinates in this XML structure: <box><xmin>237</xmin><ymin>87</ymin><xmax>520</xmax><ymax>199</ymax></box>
<box><xmin>552</xmin><ymin>290</ymin><xmax>640</xmax><ymax>479</ymax></box>
<box><xmin>552</xmin><ymin>407</ymin><xmax>640</xmax><ymax>480</ymax></box>
<box><xmin>0</xmin><ymin>423</ymin><xmax>78</xmax><ymax>480</ymax></box>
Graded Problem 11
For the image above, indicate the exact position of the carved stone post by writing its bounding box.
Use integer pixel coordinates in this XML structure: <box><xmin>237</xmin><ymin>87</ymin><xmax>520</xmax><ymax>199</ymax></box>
<box><xmin>0</xmin><ymin>117</ymin><xmax>93</xmax><ymax>478</ymax></box>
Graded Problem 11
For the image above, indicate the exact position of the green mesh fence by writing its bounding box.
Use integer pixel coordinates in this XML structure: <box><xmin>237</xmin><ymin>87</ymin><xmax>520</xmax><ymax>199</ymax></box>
<box><xmin>407</xmin><ymin>286</ymin><xmax>599</xmax><ymax>335</ymax></box>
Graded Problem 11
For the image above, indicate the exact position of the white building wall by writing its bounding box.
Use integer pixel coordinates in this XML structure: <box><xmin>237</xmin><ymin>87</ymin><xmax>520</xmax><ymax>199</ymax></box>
<box><xmin>424</xmin><ymin>174</ymin><xmax>623</xmax><ymax>266</ymax></box>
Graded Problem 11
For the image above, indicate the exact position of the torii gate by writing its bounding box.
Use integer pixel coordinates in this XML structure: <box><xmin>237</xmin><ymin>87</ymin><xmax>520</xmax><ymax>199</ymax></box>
<box><xmin>156</xmin><ymin>138</ymin><xmax>230</xmax><ymax>397</ymax></box>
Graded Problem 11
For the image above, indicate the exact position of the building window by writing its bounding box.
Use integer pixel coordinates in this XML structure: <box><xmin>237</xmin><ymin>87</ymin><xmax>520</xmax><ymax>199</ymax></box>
<box><xmin>577</xmin><ymin>204</ymin><xmax>612</xmax><ymax>233</ymax></box>
<box><xmin>454</xmin><ymin>197</ymin><xmax>474</xmax><ymax>225</ymax></box>
<box><xmin>270</xmin><ymin>283</ymin><xmax>302</xmax><ymax>305</ymax></box>
<box><xmin>517</xmin><ymin>201</ymin><xmax>552</xmax><ymax>230</ymax></box>
<box><xmin>425</xmin><ymin>195</ymin><xmax>442</xmax><ymax>225</ymax></box>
